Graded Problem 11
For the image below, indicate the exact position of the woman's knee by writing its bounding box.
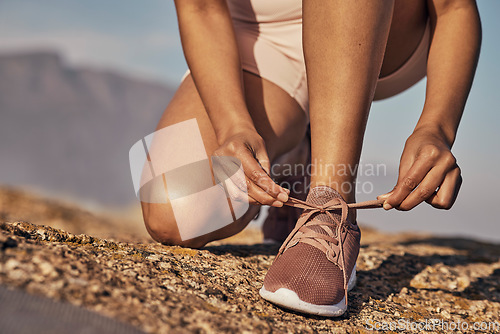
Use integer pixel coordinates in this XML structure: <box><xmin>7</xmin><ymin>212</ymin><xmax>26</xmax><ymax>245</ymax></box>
<box><xmin>142</xmin><ymin>199</ymin><xmax>260</xmax><ymax>249</ymax></box>
<box><xmin>142</xmin><ymin>203</ymin><xmax>208</xmax><ymax>248</ymax></box>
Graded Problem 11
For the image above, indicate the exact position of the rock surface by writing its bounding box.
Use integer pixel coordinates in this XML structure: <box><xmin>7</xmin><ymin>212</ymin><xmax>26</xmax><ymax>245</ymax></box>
<box><xmin>1</xmin><ymin>188</ymin><xmax>499</xmax><ymax>333</ymax></box>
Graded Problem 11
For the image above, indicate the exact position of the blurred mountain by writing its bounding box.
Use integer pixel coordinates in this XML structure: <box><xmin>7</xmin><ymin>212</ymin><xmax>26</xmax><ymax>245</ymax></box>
<box><xmin>0</xmin><ymin>51</ymin><xmax>176</xmax><ymax>206</ymax></box>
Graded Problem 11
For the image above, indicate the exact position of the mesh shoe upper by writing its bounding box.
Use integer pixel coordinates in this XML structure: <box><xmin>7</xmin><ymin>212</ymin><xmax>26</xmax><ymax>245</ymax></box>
<box><xmin>262</xmin><ymin>186</ymin><xmax>361</xmax><ymax>305</ymax></box>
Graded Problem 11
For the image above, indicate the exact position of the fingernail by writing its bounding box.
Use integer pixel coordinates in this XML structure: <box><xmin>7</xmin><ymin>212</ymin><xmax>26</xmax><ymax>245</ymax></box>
<box><xmin>277</xmin><ymin>193</ymin><xmax>288</xmax><ymax>203</ymax></box>
<box><xmin>383</xmin><ymin>202</ymin><xmax>393</xmax><ymax>210</ymax></box>
<box><xmin>272</xmin><ymin>200</ymin><xmax>283</xmax><ymax>207</ymax></box>
<box><xmin>283</xmin><ymin>188</ymin><xmax>290</xmax><ymax>194</ymax></box>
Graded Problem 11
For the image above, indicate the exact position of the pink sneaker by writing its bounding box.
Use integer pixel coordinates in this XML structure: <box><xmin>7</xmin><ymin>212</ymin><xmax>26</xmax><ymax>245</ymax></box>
<box><xmin>260</xmin><ymin>186</ymin><xmax>360</xmax><ymax>317</ymax></box>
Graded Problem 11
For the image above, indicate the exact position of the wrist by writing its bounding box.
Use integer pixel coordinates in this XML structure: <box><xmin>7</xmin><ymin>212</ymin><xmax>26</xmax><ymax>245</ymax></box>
<box><xmin>413</xmin><ymin>121</ymin><xmax>456</xmax><ymax>147</ymax></box>
<box><xmin>215</xmin><ymin>120</ymin><xmax>257</xmax><ymax>144</ymax></box>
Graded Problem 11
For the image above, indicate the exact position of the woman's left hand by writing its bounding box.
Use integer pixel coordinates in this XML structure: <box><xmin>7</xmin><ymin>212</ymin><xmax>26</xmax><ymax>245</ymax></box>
<box><xmin>378</xmin><ymin>126</ymin><xmax>462</xmax><ymax>211</ymax></box>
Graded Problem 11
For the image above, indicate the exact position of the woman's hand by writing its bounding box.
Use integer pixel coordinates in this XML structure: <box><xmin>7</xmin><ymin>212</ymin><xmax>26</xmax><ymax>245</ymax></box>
<box><xmin>213</xmin><ymin>128</ymin><xmax>289</xmax><ymax>207</ymax></box>
<box><xmin>378</xmin><ymin>126</ymin><xmax>462</xmax><ymax>211</ymax></box>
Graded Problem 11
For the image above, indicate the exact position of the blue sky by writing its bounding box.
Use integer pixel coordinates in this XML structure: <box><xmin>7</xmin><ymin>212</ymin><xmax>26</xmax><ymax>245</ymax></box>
<box><xmin>1</xmin><ymin>0</ymin><xmax>499</xmax><ymax>242</ymax></box>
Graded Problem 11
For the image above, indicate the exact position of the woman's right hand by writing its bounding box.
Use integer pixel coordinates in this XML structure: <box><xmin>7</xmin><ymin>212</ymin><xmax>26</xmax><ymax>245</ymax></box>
<box><xmin>175</xmin><ymin>1</ymin><xmax>288</xmax><ymax>207</ymax></box>
<box><xmin>213</xmin><ymin>128</ymin><xmax>289</xmax><ymax>207</ymax></box>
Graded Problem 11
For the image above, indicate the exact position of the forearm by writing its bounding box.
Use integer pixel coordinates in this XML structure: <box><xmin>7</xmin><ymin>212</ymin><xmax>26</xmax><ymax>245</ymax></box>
<box><xmin>174</xmin><ymin>0</ymin><xmax>255</xmax><ymax>143</ymax></box>
<box><xmin>416</xmin><ymin>0</ymin><xmax>481</xmax><ymax>146</ymax></box>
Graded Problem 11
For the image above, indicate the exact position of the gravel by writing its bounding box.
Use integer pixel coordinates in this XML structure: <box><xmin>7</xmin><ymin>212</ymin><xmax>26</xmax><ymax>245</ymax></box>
<box><xmin>0</xmin><ymin>188</ymin><xmax>499</xmax><ymax>333</ymax></box>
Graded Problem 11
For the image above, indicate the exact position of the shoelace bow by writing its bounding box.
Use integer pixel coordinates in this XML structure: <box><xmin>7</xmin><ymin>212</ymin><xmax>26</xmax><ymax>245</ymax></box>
<box><xmin>276</xmin><ymin>196</ymin><xmax>385</xmax><ymax>306</ymax></box>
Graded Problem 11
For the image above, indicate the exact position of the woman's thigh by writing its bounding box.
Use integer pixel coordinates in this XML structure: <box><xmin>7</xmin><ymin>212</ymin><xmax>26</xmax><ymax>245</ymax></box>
<box><xmin>141</xmin><ymin>71</ymin><xmax>307</xmax><ymax>247</ymax></box>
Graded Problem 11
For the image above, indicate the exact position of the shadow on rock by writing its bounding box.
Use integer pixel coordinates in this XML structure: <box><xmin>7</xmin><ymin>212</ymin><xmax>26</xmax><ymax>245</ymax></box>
<box><xmin>401</xmin><ymin>237</ymin><xmax>500</xmax><ymax>263</ymax></box>
<box><xmin>456</xmin><ymin>267</ymin><xmax>500</xmax><ymax>303</ymax></box>
<box><xmin>349</xmin><ymin>236</ymin><xmax>500</xmax><ymax>316</ymax></box>
<box><xmin>203</xmin><ymin>243</ymin><xmax>280</xmax><ymax>257</ymax></box>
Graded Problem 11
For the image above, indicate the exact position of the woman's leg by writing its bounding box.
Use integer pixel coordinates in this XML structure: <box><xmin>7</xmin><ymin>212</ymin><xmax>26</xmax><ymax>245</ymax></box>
<box><xmin>141</xmin><ymin>72</ymin><xmax>307</xmax><ymax>248</ymax></box>
<box><xmin>303</xmin><ymin>0</ymin><xmax>395</xmax><ymax>204</ymax></box>
<box><xmin>304</xmin><ymin>0</ymin><xmax>428</xmax><ymax>204</ymax></box>
<box><xmin>261</xmin><ymin>1</ymin><xmax>395</xmax><ymax>311</ymax></box>
<box><xmin>260</xmin><ymin>2</ymin><xmax>434</xmax><ymax>317</ymax></box>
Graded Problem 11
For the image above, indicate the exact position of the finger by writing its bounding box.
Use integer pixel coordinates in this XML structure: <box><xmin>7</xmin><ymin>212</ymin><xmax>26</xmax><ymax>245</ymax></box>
<box><xmin>397</xmin><ymin>166</ymin><xmax>447</xmax><ymax>211</ymax></box>
<box><xmin>222</xmin><ymin>173</ymin><xmax>281</xmax><ymax>207</ymax></box>
<box><xmin>383</xmin><ymin>144</ymin><xmax>417</xmax><ymax>203</ymax></box>
<box><xmin>255</xmin><ymin>148</ymin><xmax>271</xmax><ymax>176</ymax></box>
<box><xmin>223</xmin><ymin>173</ymin><xmax>249</xmax><ymax>203</ymax></box>
<box><xmin>245</xmin><ymin>178</ymin><xmax>283</xmax><ymax>207</ymax></box>
<box><xmin>246</xmin><ymin>192</ymin><xmax>263</xmax><ymax>206</ymax></box>
<box><xmin>396</xmin><ymin>146</ymin><xmax>416</xmax><ymax>186</ymax></box>
<box><xmin>380</xmin><ymin>150</ymin><xmax>415</xmax><ymax>208</ymax></box>
<box><xmin>246</xmin><ymin>191</ymin><xmax>268</xmax><ymax>206</ymax></box>
<box><xmin>212</xmin><ymin>155</ymin><xmax>247</xmax><ymax>192</ymax></box>
<box><xmin>252</xmin><ymin>141</ymin><xmax>290</xmax><ymax>199</ymax></box>
<box><xmin>245</xmin><ymin>195</ymin><xmax>282</xmax><ymax>207</ymax></box>
<box><xmin>426</xmin><ymin>167</ymin><xmax>462</xmax><ymax>210</ymax></box>
<box><xmin>377</xmin><ymin>190</ymin><xmax>394</xmax><ymax>200</ymax></box>
<box><xmin>238</xmin><ymin>150</ymin><xmax>288</xmax><ymax>202</ymax></box>
<box><xmin>384</xmin><ymin>157</ymin><xmax>433</xmax><ymax>210</ymax></box>
<box><xmin>224</xmin><ymin>175</ymin><xmax>278</xmax><ymax>206</ymax></box>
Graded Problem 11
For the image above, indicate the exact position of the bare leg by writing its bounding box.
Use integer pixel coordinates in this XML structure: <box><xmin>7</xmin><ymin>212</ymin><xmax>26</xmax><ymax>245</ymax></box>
<box><xmin>263</xmin><ymin>0</ymin><xmax>429</xmax><ymax>240</ymax></box>
<box><xmin>141</xmin><ymin>72</ymin><xmax>307</xmax><ymax>248</ymax></box>
<box><xmin>303</xmin><ymin>0</ymin><xmax>394</xmax><ymax>203</ymax></box>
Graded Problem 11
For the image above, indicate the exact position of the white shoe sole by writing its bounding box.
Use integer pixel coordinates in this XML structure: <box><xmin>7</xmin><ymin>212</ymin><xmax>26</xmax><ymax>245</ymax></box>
<box><xmin>259</xmin><ymin>264</ymin><xmax>357</xmax><ymax>317</ymax></box>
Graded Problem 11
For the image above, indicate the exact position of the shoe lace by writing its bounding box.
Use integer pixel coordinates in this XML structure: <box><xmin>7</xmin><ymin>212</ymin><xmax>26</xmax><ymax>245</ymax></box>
<box><xmin>276</xmin><ymin>196</ymin><xmax>385</xmax><ymax>306</ymax></box>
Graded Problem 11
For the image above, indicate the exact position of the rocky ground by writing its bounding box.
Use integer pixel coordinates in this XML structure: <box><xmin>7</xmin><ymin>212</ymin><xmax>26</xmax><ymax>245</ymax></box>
<box><xmin>0</xmin><ymin>187</ymin><xmax>499</xmax><ymax>333</ymax></box>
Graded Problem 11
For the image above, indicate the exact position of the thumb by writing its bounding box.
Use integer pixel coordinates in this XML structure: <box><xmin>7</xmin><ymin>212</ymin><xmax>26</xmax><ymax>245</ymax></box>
<box><xmin>377</xmin><ymin>190</ymin><xmax>394</xmax><ymax>200</ymax></box>
<box><xmin>379</xmin><ymin>151</ymin><xmax>413</xmax><ymax>200</ymax></box>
